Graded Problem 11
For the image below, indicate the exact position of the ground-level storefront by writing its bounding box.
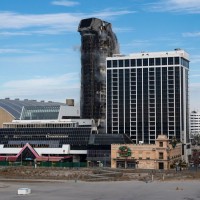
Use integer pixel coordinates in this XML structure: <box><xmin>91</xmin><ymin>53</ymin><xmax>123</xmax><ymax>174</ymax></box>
<box><xmin>115</xmin><ymin>159</ymin><xmax>137</xmax><ymax>169</ymax></box>
<box><xmin>111</xmin><ymin>135</ymin><xmax>183</xmax><ymax>170</ymax></box>
<box><xmin>0</xmin><ymin>143</ymin><xmax>87</xmax><ymax>167</ymax></box>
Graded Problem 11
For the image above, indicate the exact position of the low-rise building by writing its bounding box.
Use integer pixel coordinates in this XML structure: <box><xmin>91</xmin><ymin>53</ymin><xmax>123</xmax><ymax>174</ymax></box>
<box><xmin>111</xmin><ymin>135</ymin><xmax>182</xmax><ymax>170</ymax></box>
<box><xmin>0</xmin><ymin>98</ymin><xmax>79</xmax><ymax>127</ymax></box>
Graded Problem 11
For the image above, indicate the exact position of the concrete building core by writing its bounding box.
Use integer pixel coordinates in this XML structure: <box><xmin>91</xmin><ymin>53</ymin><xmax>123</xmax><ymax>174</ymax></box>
<box><xmin>78</xmin><ymin>18</ymin><xmax>119</xmax><ymax>130</ymax></box>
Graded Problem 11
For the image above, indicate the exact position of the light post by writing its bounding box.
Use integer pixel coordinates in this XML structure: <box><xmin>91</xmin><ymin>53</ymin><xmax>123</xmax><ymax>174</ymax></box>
<box><xmin>87</xmin><ymin>161</ymin><xmax>91</xmax><ymax>168</ymax></box>
<box><xmin>154</xmin><ymin>160</ymin><xmax>157</xmax><ymax>170</ymax></box>
<box><xmin>48</xmin><ymin>154</ymin><xmax>50</xmax><ymax>167</ymax></box>
<box><xmin>97</xmin><ymin>160</ymin><xmax>101</xmax><ymax>167</ymax></box>
<box><xmin>21</xmin><ymin>152</ymin><xmax>22</xmax><ymax>166</ymax></box>
<box><xmin>104</xmin><ymin>153</ymin><xmax>106</xmax><ymax>167</ymax></box>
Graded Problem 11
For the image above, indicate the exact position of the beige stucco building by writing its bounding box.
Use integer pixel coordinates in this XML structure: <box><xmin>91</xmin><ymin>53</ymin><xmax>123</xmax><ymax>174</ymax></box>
<box><xmin>111</xmin><ymin>135</ymin><xmax>182</xmax><ymax>170</ymax></box>
<box><xmin>0</xmin><ymin>108</ymin><xmax>14</xmax><ymax>128</ymax></box>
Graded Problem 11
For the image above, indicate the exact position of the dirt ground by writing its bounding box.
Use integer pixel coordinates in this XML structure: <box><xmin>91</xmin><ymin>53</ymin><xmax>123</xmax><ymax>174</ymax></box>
<box><xmin>1</xmin><ymin>180</ymin><xmax>200</xmax><ymax>200</ymax></box>
<box><xmin>1</xmin><ymin>166</ymin><xmax>200</xmax><ymax>182</ymax></box>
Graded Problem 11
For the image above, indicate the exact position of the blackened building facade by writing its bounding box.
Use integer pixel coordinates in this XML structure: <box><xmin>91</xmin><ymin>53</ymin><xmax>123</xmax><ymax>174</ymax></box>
<box><xmin>106</xmin><ymin>49</ymin><xmax>189</xmax><ymax>145</ymax></box>
<box><xmin>78</xmin><ymin>18</ymin><xmax>119</xmax><ymax>127</ymax></box>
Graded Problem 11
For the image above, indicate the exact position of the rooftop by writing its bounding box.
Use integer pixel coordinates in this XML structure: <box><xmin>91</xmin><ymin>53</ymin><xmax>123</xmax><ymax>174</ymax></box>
<box><xmin>0</xmin><ymin>98</ymin><xmax>65</xmax><ymax>119</ymax></box>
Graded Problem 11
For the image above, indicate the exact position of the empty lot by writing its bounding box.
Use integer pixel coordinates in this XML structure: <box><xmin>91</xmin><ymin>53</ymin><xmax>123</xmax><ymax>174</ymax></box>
<box><xmin>1</xmin><ymin>180</ymin><xmax>200</xmax><ymax>200</ymax></box>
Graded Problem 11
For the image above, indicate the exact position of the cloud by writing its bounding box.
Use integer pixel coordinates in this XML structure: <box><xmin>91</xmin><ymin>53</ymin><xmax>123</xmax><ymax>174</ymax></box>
<box><xmin>0</xmin><ymin>73</ymin><xmax>80</xmax><ymax>102</ymax></box>
<box><xmin>190</xmin><ymin>82</ymin><xmax>200</xmax><ymax>110</ymax></box>
<box><xmin>114</xmin><ymin>27</ymin><xmax>135</xmax><ymax>33</ymax></box>
<box><xmin>0</xmin><ymin>10</ymin><xmax>134</xmax><ymax>36</ymax></box>
<box><xmin>52</xmin><ymin>0</ymin><xmax>79</xmax><ymax>7</ymax></box>
<box><xmin>190</xmin><ymin>55</ymin><xmax>200</xmax><ymax>64</ymax></box>
<box><xmin>182</xmin><ymin>32</ymin><xmax>200</xmax><ymax>37</ymax></box>
<box><xmin>3</xmin><ymin>73</ymin><xmax>78</xmax><ymax>88</ymax></box>
<box><xmin>0</xmin><ymin>10</ymin><xmax>133</xmax><ymax>30</ymax></box>
<box><xmin>0</xmin><ymin>12</ymin><xmax>80</xmax><ymax>29</ymax></box>
<box><xmin>190</xmin><ymin>74</ymin><xmax>200</xmax><ymax>77</ymax></box>
<box><xmin>0</xmin><ymin>48</ymin><xmax>37</xmax><ymax>54</ymax></box>
<box><xmin>93</xmin><ymin>10</ymin><xmax>135</xmax><ymax>18</ymax></box>
<box><xmin>0</xmin><ymin>28</ymin><xmax>74</xmax><ymax>37</ymax></box>
<box><xmin>145</xmin><ymin>0</ymin><xmax>200</xmax><ymax>13</ymax></box>
<box><xmin>0</xmin><ymin>31</ymin><xmax>31</xmax><ymax>36</ymax></box>
<box><xmin>121</xmin><ymin>39</ymin><xmax>152</xmax><ymax>48</ymax></box>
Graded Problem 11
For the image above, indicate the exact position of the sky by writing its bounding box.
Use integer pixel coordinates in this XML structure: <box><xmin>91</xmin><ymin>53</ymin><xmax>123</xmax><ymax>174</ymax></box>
<box><xmin>0</xmin><ymin>0</ymin><xmax>200</xmax><ymax>110</ymax></box>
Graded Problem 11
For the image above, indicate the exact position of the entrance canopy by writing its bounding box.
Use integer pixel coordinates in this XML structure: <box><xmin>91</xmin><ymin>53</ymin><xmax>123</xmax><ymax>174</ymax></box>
<box><xmin>0</xmin><ymin>143</ymin><xmax>71</xmax><ymax>162</ymax></box>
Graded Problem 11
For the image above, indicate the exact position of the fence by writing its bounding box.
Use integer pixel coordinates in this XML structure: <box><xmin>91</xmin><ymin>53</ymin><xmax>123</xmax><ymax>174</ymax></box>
<box><xmin>0</xmin><ymin>161</ymin><xmax>87</xmax><ymax>168</ymax></box>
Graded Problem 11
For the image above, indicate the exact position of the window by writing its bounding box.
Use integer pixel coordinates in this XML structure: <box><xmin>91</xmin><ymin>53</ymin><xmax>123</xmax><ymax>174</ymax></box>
<box><xmin>159</xmin><ymin>152</ymin><xmax>164</xmax><ymax>159</ymax></box>
<box><xmin>156</xmin><ymin>58</ymin><xmax>161</xmax><ymax>65</ymax></box>
<box><xmin>149</xmin><ymin>58</ymin><xmax>154</xmax><ymax>66</ymax></box>
<box><xmin>175</xmin><ymin>57</ymin><xmax>180</xmax><ymax>64</ymax></box>
<box><xmin>137</xmin><ymin>59</ymin><xmax>142</xmax><ymax>66</ymax></box>
<box><xmin>146</xmin><ymin>152</ymin><xmax>151</xmax><ymax>160</ymax></box>
<box><xmin>107</xmin><ymin>60</ymin><xmax>111</xmax><ymax>68</ymax></box>
<box><xmin>131</xmin><ymin>59</ymin><xmax>136</xmax><ymax>67</ymax></box>
<box><xmin>113</xmin><ymin>60</ymin><xmax>118</xmax><ymax>67</ymax></box>
<box><xmin>143</xmin><ymin>58</ymin><xmax>148</xmax><ymax>66</ymax></box>
<box><xmin>119</xmin><ymin>60</ymin><xmax>123</xmax><ymax>67</ymax></box>
<box><xmin>139</xmin><ymin>151</ymin><xmax>143</xmax><ymax>159</ymax></box>
<box><xmin>162</xmin><ymin>58</ymin><xmax>167</xmax><ymax>65</ymax></box>
<box><xmin>168</xmin><ymin>57</ymin><xmax>173</xmax><ymax>65</ymax></box>
<box><xmin>159</xmin><ymin>142</ymin><xmax>163</xmax><ymax>147</ymax></box>
<box><xmin>125</xmin><ymin>59</ymin><xmax>129</xmax><ymax>67</ymax></box>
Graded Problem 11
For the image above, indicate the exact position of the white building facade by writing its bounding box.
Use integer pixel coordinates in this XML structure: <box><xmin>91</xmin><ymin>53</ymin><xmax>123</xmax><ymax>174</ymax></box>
<box><xmin>190</xmin><ymin>111</ymin><xmax>200</xmax><ymax>135</ymax></box>
<box><xmin>106</xmin><ymin>49</ymin><xmax>190</xmax><ymax>147</ymax></box>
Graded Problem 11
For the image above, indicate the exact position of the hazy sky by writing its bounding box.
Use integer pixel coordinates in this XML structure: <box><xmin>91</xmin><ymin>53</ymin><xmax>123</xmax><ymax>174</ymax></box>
<box><xmin>0</xmin><ymin>0</ymin><xmax>200</xmax><ymax>110</ymax></box>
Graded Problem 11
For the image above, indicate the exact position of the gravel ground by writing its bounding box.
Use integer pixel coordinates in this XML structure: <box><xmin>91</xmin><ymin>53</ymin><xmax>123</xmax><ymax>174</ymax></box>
<box><xmin>1</xmin><ymin>167</ymin><xmax>200</xmax><ymax>200</ymax></box>
<box><xmin>0</xmin><ymin>180</ymin><xmax>200</xmax><ymax>200</ymax></box>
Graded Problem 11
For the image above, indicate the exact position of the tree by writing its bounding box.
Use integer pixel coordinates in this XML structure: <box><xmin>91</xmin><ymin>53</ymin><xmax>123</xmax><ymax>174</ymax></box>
<box><xmin>191</xmin><ymin>133</ymin><xmax>200</xmax><ymax>146</ymax></box>
<box><xmin>171</xmin><ymin>136</ymin><xmax>177</xmax><ymax>148</ymax></box>
<box><xmin>192</xmin><ymin>149</ymin><xmax>200</xmax><ymax>171</ymax></box>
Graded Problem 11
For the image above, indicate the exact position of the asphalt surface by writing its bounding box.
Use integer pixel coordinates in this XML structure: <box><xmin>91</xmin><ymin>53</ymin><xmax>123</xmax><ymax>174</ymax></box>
<box><xmin>0</xmin><ymin>180</ymin><xmax>200</xmax><ymax>200</ymax></box>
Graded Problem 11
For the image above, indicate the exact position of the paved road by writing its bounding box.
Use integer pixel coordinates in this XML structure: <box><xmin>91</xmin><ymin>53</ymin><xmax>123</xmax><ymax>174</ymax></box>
<box><xmin>1</xmin><ymin>180</ymin><xmax>200</xmax><ymax>200</ymax></box>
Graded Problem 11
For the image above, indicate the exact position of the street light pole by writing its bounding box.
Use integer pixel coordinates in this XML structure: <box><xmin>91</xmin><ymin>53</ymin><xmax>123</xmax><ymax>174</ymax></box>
<box><xmin>104</xmin><ymin>154</ymin><xmax>106</xmax><ymax>167</ymax></box>
<box><xmin>21</xmin><ymin>152</ymin><xmax>22</xmax><ymax>166</ymax></box>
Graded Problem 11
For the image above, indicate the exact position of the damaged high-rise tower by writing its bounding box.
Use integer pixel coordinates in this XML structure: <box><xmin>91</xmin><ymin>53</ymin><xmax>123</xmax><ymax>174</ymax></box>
<box><xmin>78</xmin><ymin>18</ymin><xmax>119</xmax><ymax>130</ymax></box>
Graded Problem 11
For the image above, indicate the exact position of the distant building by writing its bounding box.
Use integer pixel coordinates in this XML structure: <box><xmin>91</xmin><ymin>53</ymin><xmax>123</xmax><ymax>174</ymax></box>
<box><xmin>78</xmin><ymin>18</ymin><xmax>119</xmax><ymax>129</ymax></box>
<box><xmin>0</xmin><ymin>122</ymin><xmax>91</xmax><ymax>163</ymax></box>
<box><xmin>0</xmin><ymin>98</ymin><xmax>79</xmax><ymax>127</ymax></box>
<box><xmin>0</xmin><ymin>100</ymin><xmax>132</xmax><ymax>165</ymax></box>
<box><xmin>0</xmin><ymin>118</ymin><xmax>131</xmax><ymax>165</ymax></box>
<box><xmin>190</xmin><ymin>111</ymin><xmax>200</xmax><ymax>135</ymax></box>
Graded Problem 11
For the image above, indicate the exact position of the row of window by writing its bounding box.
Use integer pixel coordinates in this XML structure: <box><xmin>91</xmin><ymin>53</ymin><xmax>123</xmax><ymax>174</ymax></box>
<box><xmin>111</xmin><ymin>73</ymin><xmax>179</xmax><ymax>78</ymax></box>
<box><xmin>3</xmin><ymin>123</ymin><xmax>78</xmax><ymax>128</ymax></box>
<box><xmin>107</xmin><ymin>57</ymin><xmax>189</xmax><ymax>68</ymax></box>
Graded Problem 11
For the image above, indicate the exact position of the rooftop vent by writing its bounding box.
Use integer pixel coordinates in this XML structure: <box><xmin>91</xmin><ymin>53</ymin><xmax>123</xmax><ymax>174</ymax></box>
<box><xmin>113</xmin><ymin>54</ymin><xmax>125</xmax><ymax>57</ymax></box>
<box><xmin>66</xmin><ymin>99</ymin><xmax>74</xmax><ymax>106</ymax></box>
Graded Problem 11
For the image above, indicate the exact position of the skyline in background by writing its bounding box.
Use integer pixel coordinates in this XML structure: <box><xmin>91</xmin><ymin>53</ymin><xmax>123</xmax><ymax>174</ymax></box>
<box><xmin>0</xmin><ymin>0</ymin><xmax>200</xmax><ymax>110</ymax></box>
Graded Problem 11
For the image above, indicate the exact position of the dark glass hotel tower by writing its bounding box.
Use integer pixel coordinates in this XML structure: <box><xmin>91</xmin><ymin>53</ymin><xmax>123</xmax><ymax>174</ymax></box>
<box><xmin>78</xmin><ymin>18</ymin><xmax>119</xmax><ymax>129</ymax></box>
<box><xmin>106</xmin><ymin>49</ymin><xmax>189</xmax><ymax>145</ymax></box>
